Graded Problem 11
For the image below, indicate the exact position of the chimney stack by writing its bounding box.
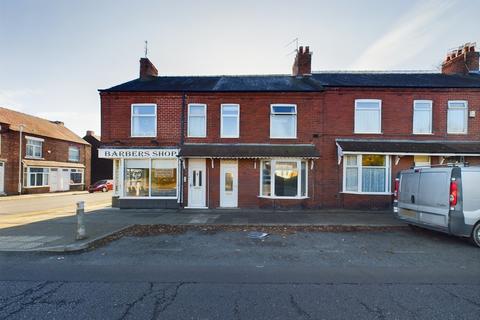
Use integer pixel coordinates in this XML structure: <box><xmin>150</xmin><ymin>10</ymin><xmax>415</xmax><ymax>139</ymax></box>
<box><xmin>86</xmin><ymin>130</ymin><xmax>95</xmax><ymax>136</ymax></box>
<box><xmin>441</xmin><ymin>43</ymin><xmax>479</xmax><ymax>75</ymax></box>
<box><xmin>139</xmin><ymin>58</ymin><xmax>158</xmax><ymax>80</ymax></box>
<box><xmin>292</xmin><ymin>46</ymin><xmax>312</xmax><ymax>77</ymax></box>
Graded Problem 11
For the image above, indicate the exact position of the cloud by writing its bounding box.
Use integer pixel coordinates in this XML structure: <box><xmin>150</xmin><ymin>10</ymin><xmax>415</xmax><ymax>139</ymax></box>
<box><xmin>0</xmin><ymin>89</ymin><xmax>42</xmax><ymax>111</ymax></box>
<box><xmin>350</xmin><ymin>0</ymin><xmax>457</xmax><ymax>70</ymax></box>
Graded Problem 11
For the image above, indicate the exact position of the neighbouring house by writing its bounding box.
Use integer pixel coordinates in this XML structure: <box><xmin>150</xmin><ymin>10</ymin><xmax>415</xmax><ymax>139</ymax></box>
<box><xmin>99</xmin><ymin>42</ymin><xmax>480</xmax><ymax>210</ymax></box>
<box><xmin>83</xmin><ymin>130</ymin><xmax>112</xmax><ymax>184</ymax></box>
<box><xmin>0</xmin><ymin>107</ymin><xmax>91</xmax><ymax>195</ymax></box>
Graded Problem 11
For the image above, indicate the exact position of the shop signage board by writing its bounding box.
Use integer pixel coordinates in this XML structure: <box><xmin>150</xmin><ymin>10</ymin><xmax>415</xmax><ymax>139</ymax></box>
<box><xmin>99</xmin><ymin>149</ymin><xmax>179</xmax><ymax>159</ymax></box>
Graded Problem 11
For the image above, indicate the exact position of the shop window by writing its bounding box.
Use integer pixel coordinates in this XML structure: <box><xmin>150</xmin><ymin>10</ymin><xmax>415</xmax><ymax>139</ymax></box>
<box><xmin>26</xmin><ymin>137</ymin><xmax>43</xmax><ymax>158</ymax></box>
<box><xmin>343</xmin><ymin>154</ymin><xmax>390</xmax><ymax>193</ymax></box>
<box><xmin>70</xmin><ymin>169</ymin><xmax>84</xmax><ymax>184</ymax></box>
<box><xmin>270</xmin><ymin>104</ymin><xmax>297</xmax><ymax>138</ymax></box>
<box><xmin>68</xmin><ymin>146</ymin><xmax>80</xmax><ymax>162</ymax></box>
<box><xmin>447</xmin><ymin>101</ymin><xmax>468</xmax><ymax>134</ymax></box>
<box><xmin>131</xmin><ymin>104</ymin><xmax>157</xmax><ymax>137</ymax></box>
<box><xmin>260</xmin><ymin>160</ymin><xmax>307</xmax><ymax>198</ymax></box>
<box><xmin>188</xmin><ymin>104</ymin><xmax>207</xmax><ymax>137</ymax></box>
<box><xmin>221</xmin><ymin>104</ymin><xmax>240</xmax><ymax>138</ymax></box>
<box><xmin>413</xmin><ymin>100</ymin><xmax>432</xmax><ymax>134</ymax></box>
<box><xmin>151</xmin><ymin>159</ymin><xmax>177</xmax><ymax>197</ymax></box>
<box><xmin>354</xmin><ymin>100</ymin><xmax>381</xmax><ymax>134</ymax></box>
<box><xmin>124</xmin><ymin>160</ymin><xmax>150</xmax><ymax>197</ymax></box>
<box><xmin>26</xmin><ymin>167</ymin><xmax>49</xmax><ymax>187</ymax></box>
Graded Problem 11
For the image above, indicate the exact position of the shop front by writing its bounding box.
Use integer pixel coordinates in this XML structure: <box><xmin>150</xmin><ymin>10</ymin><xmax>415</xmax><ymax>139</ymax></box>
<box><xmin>98</xmin><ymin>148</ymin><xmax>180</xmax><ymax>209</ymax></box>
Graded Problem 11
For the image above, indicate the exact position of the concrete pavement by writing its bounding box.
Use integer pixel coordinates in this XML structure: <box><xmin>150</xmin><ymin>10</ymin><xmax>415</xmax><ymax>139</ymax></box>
<box><xmin>0</xmin><ymin>206</ymin><xmax>407</xmax><ymax>252</ymax></box>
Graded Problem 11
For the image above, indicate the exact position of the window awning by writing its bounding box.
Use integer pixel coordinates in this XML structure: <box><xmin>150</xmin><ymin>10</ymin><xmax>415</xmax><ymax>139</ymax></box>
<box><xmin>336</xmin><ymin>139</ymin><xmax>480</xmax><ymax>156</ymax></box>
<box><xmin>179</xmin><ymin>144</ymin><xmax>320</xmax><ymax>159</ymax></box>
<box><xmin>23</xmin><ymin>159</ymin><xmax>85</xmax><ymax>169</ymax></box>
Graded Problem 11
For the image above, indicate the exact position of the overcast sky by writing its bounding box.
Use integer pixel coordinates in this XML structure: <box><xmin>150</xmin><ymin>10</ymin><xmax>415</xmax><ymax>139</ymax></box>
<box><xmin>0</xmin><ymin>0</ymin><xmax>479</xmax><ymax>136</ymax></box>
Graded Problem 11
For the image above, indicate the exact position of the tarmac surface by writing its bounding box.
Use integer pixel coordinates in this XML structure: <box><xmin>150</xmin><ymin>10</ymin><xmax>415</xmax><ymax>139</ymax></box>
<box><xmin>1</xmin><ymin>229</ymin><xmax>479</xmax><ymax>319</ymax></box>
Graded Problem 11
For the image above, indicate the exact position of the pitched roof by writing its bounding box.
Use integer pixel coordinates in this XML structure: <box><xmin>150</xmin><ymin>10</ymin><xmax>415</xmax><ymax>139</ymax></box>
<box><xmin>336</xmin><ymin>139</ymin><xmax>480</xmax><ymax>155</ymax></box>
<box><xmin>0</xmin><ymin>107</ymin><xmax>89</xmax><ymax>145</ymax></box>
<box><xmin>100</xmin><ymin>72</ymin><xmax>480</xmax><ymax>92</ymax></box>
<box><xmin>178</xmin><ymin>143</ymin><xmax>320</xmax><ymax>158</ymax></box>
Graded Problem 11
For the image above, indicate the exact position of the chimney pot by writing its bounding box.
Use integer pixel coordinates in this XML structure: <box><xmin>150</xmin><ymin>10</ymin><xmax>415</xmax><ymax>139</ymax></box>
<box><xmin>292</xmin><ymin>45</ymin><xmax>312</xmax><ymax>77</ymax></box>
<box><xmin>86</xmin><ymin>130</ymin><xmax>95</xmax><ymax>136</ymax></box>
<box><xmin>441</xmin><ymin>42</ymin><xmax>479</xmax><ymax>75</ymax></box>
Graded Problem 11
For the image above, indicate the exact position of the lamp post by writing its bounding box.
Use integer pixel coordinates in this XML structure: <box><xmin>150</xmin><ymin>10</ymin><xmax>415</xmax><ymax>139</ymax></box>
<box><xmin>18</xmin><ymin>124</ymin><xmax>26</xmax><ymax>194</ymax></box>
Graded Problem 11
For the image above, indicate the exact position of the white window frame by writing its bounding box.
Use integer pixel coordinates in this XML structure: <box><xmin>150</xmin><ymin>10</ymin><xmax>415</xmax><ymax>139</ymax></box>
<box><xmin>220</xmin><ymin>104</ymin><xmax>240</xmax><ymax>138</ymax></box>
<box><xmin>188</xmin><ymin>103</ymin><xmax>207</xmax><ymax>138</ymax></box>
<box><xmin>342</xmin><ymin>154</ymin><xmax>391</xmax><ymax>195</ymax></box>
<box><xmin>354</xmin><ymin>99</ymin><xmax>382</xmax><ymax>134</ymax></box>
<box><xmin>68</xmin><ymin>146</ymin><xmax>80</xmax><ymax>162</ymax></box>
<box><xmin>130</xmin><ymin>103</ymin><xmax>157</xmax><ymax>138</ymax></box>
<box><xmin>25</xmin><ymin>167</ymin><xmax>49</xmax><ymax>188</ymax></box>
<box><xmin>25</xmin><ymin>136</ymin><xmax>44</xmax><ymax>159</ymax></box>
<box><xmin>447</xmin><ymin>100</ymin><xmax>468</xmax><ymax>134</ymax></box>
<box><xmin>412</xmin><ymin>100</ymin><xmax>433</xmax><ymax>134</ymax></box>
<box><xmin>270</xmin><ymin>104</ymin><xmax>297</xmax><ymax>139</ymax></box>
<box><xmin>70</xmin><ymin>169</ymin><xmax>84</xmax><ymax>185</ymax></box>
<box><xmin>259</xmin><ymin>159</ymin><xmax>308</xmax><ymax>199</ymax></box>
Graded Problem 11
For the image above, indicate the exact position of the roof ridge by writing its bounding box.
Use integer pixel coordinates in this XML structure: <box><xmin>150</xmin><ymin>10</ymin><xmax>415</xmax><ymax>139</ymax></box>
<box><xmin>0</xmin><ymin>106</ymin><xmax>64</xmax><ymax>126</ymax></box>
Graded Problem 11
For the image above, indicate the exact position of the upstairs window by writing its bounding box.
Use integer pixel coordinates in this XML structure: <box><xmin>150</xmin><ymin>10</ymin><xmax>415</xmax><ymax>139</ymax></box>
<box><xmin>354</xmin><ymin>100</ymin><xmax>381</xmax><ymax>134</ymax></box>
<box><xmin>270</xmin><ymin>104</ymin><xmax>297</xmax><ymax>139</ymax></box>
<box><xmin>26</xmin><ymin>137</ymin><xmax>43</xmax><ymax>158</ymax></box>
<box><xmin>221</xmin><ymin>104</ymin><xmax>240</xmax><ymax>138</ymax></box>
<box><xmin>413</xmin><ymin>100</ymin><xmax>432</xmax><ymax>134</ymax></box>
<box><xmin>131</xmin><ymin>104</ymin><xmax>157</xmax><ymax>137</ymax></box>
<box><xmin>188</xmin><ymin>104</ymin><xmax>207</xmax><ymax>137</ymax></box>
<box><xmin>68</xmin><ymin>146</ymin><xmax>80</xmax><ymax>162</ymax></box>
<box><xmin>447</xmin><ymin>101</ymin><xmax>468</xmax><ymax>134</ymax></box>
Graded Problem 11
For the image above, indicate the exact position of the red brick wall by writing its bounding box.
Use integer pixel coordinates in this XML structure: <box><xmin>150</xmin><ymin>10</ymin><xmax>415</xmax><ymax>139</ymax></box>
<box><xmin>101</xmin><ymin>87</ymin><xmax>480</xmax><ymax>209</ymax></box>
<box><xmin>0</xmin><ymin>129</ymin><xmax>91</xmax><ymax>195</ymax></box>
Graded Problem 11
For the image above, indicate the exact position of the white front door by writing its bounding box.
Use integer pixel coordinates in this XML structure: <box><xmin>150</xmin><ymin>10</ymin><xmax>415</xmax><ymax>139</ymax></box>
<box><xmin>50</xmin><ymin>169</ymin><xmax>59</xmax><ymax>192</ymax></box>
<box><xmin>188</xmin><ymin>159</ymin><xmax>206</xmax><ymax>208</ymax></box>
<box><xmin>220</xmin><ymin>160</ymin><xmax>238</xmax><ymax>208</ymax></box>
<box><xmin>0</xmin><ymin>162</ymin><xmax>4</xmax><ymax>194</ymax></box>
<box><xmin>61</xmin><ymin>169</ymin><xmax>70</xmax><ymax>191</ymax></box>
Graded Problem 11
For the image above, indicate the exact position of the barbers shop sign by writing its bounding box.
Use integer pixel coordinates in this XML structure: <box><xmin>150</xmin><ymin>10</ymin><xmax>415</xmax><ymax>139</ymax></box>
<box><xmin>99</xmin><ymin>148</ymin><xmax>179</xmax><ymax>159</ymax></box>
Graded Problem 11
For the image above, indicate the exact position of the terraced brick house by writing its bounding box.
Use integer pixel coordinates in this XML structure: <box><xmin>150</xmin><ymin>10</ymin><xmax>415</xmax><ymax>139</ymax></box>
<box><xmin>99</xmin><ymin>43</ymin><xmax>480</xmax><ymax>210</ymax></box>
<box><xmin>0</xmin><ymin>107</ymin><xmax>91</xmax><ymax>195</ymax></box>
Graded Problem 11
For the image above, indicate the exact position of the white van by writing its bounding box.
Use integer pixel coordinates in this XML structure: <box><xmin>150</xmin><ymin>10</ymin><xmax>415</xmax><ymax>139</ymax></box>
<box><xmin>393</xmin><ymin>165</ymin><xmax>480</xmax><ymax>247</ymax></box>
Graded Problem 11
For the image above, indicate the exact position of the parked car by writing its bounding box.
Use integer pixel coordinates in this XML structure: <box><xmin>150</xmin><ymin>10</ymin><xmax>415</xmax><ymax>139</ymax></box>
<box><xmin>393</xmin><ymin>165</ymin><xmax>480</xmax><ymax>247</ymax></box>
<box><xmin>88</xmin><ymin>180</ymin><xmax>113</xmax><ymax>193</ymax></box>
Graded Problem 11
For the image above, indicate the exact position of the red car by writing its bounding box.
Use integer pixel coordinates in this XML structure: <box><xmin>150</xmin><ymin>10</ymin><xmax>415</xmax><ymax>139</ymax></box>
<box><xmin>88</xmin><ymin>180</ymin><xmax>113</xmax><ymax>193</ymax></box>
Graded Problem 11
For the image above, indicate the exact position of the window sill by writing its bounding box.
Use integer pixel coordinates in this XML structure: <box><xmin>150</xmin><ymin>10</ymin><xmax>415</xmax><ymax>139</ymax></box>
<box><xmin>412</xmin><ymin>133</ymin><xmax>433</xmax><ymax>135</ymax></box>
<box><xmin>258</xmin><ymin>196</ymin><xmax>309</xmax><ymax>200</ymax></box>
<box><xmin>354</xmin><ymin>132</ymin><xmax>383</xmax><ymax>135</ymax></box>
<box><xmin>24</xmin><ymin>186</ymin><xmax>49</xmax><ymax>189</ymax></box>
<box><xmin>447</xmin><ymin>132</ymin><xmax>468</xmax><ymax>135</ymax></box>
<box><xmin>187</xmin><ymin>136</ymin><xmax>207</xmax><ymax>138</ymax></box>
<box><xmin>130</xmin><ymin>136</ymin><xmax>157</xmax><ymax>138</ymax></box>
<box><xmin>24</xmin><ymin>157</ymin><xmax>44</xmax><ymax>160</ymax></box>
<box><xmin>269</xmin><ymin>137</ymin><xmax>297</xmax><ymax>139</ymax></box>
<box><xmin>340</xmin><ymin>191</ymin><xmax>392</xmax><ymax>196</ymax></box>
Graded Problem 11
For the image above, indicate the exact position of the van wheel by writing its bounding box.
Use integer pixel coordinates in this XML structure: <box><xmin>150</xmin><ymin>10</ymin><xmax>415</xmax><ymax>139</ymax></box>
<box><xmin>102</xmin><ymin>187</ymin><xmax>107</xmax><ymax>192</ymax></box>
<box><xmin>471</xmin><ymin>223</ymin><xmax>480</xmax><ymax>248</ymax></box>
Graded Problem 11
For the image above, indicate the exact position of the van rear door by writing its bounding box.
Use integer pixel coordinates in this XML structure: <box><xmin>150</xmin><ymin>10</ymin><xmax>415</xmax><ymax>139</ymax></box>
<box><xmin>416</xmin><ymin>168</ymin><xmax>451</xmax><ymax>228</ymax></box>
<box><xmin>397</xmin><ymin>170</ymin><xmax>420</xmax><ymax>222</ymax></box>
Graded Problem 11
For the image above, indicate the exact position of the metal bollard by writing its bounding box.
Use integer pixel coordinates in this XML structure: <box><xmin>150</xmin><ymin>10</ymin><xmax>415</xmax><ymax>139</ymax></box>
<box><xmin>76</xmin><ymin>201</ymin><xmax>87</xmax><ymax>240</ymax></box>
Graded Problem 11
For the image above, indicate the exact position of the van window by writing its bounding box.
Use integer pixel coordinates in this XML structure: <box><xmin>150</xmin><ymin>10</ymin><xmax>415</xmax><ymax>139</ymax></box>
<box><xmin>462</xmin><ymin>172</ymin><xmax>480</xmax><ymax>212</ymax></box>
<box><xmin>399</xmin><ymin>172</ymin><xmax>419</xmax><ymax>203</ymax></box>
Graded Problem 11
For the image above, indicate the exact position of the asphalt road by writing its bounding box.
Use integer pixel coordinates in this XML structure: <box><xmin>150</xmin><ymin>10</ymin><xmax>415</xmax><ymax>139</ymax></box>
<box><xmin>0</xmin><ymin>192</ymin><xmax>112</xmax><ymax>215</ymax></box>
<box><xmin>1</xmin><ymin>228</ymin><xmax>479</xmax><ymax>319</ymax></box>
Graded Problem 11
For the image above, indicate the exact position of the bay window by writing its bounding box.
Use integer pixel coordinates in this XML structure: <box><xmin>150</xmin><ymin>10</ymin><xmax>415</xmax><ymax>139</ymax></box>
<box><xmin>413</xmin><ymin>100</ymin><xmax>432</xmax><ymax>134</ymax></box>
<box><xmin>343</xmin><ymin>154</ymin><xmax>390</xmax><ymax>193</ymax></box>
<box><xmin>260</xmin><ymin>160</ymin><xmax>307</xmax><ymax>198</ymax></box>
<box><xmin>221</xmin><ymin>104</ymin><xmax>240</xmax><ymax>138</ymax></box>
<box><xmin>131</xmin><ymin>104</ymin><xmax>157</xmax><ymax>137</ymax></box>
<box><xmin>270</xmin><ymin>104</ymin><xmax>297</xmax><ymax>138</ymax></box>
<box><xmin>447</xmin><ymin>101</ymin><xmax>468</xmax><ymax>134</ymax></box>
<box><xmin>26</xmin><ymin>167</ymin><xmax>49</xmax><ymax>187</ymax></box>
<box><xmin>354</xmin><ymin>100</ymin><xmax>381</xmax><ymax>134</ymax></box>
<box><xmin>70</xmin><ymin>169</ymin><xmax>84</xmax><ymax>184</ymax></box>
<box><xmin>188</xmin><ymin>104</ymin><xmax>207</xmax><ymax>137</ymax></box>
